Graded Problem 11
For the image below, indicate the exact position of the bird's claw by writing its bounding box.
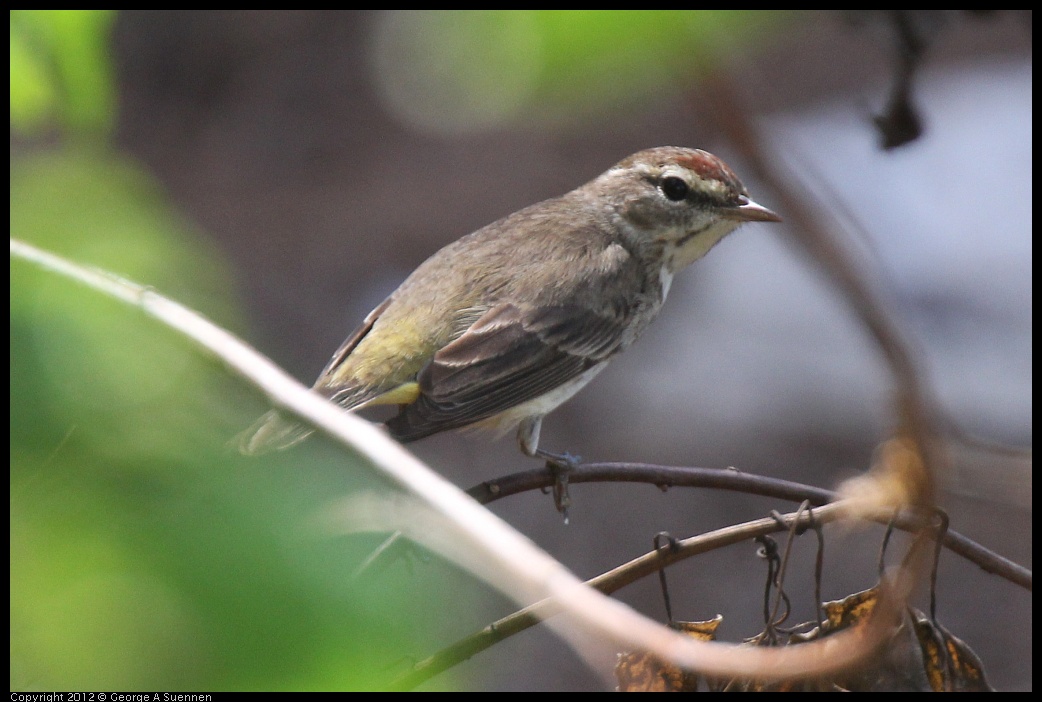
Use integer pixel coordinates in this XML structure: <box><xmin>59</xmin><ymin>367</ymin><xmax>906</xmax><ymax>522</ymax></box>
<box><xmin>537</xmin><ymin>450</ymin><xmax>581</xmax><ymax>524</ymax></box>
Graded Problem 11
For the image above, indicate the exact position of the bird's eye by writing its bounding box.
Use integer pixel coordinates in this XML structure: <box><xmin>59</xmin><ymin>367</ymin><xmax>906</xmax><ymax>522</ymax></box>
<box><xmin>660</xmin><ymin>176</ymin><xmax>689</xmax><ymax>202</ymax></box>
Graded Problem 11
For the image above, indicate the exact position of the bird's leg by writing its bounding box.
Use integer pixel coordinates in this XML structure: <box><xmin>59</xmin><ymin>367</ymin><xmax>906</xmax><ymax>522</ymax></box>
<box><xmin>517</xmin><ymin>417</ymin><xmax>580</xmax><ymax>523</ymax></box>
<box><xmin>537</xmin><ymin>448</ymin><xmax>580</xmax><ymax>524</ymax></box>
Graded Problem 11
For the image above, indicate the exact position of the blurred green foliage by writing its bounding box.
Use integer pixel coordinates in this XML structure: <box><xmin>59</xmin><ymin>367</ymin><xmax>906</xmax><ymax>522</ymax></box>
<box><xmin>530</xmin><ymin>10</ymin><xmax>785</xmax><ymax>103</ymax></box>
<box><xmin>373</xmin><ymin>10</ymin><xmax>787</xmax><ymax>133</ymax></box>
<box><xmin>12</xmin><ymin>220</ymin><xmax>461</xmax><ymax>687</ymax></box>
<box><xmin>10</xmin><ymin>9</ymin><xmax>116</xmax><ymax>136</ymax></box>
<box><xmin>11</xmin><ymin>11</ymin><xmax>790</xmax><ymax>690</ymax></box>
<box><xmin>11</xmin><ymin>11</ymin><xmax>462</xmax><ymax>691</ymax></box>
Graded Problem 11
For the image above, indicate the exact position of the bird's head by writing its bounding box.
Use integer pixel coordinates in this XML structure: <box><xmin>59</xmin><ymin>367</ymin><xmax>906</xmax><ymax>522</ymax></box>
<box><xmin>587</xmin><ymin>146</ymin><xmax>781</xmax><ymax>272</ymax></box>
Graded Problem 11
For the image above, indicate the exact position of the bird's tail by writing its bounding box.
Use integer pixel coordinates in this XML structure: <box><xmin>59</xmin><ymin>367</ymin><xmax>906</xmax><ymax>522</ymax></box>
<box><xmin>236</xmin><ymin>409</ymin><xmax>314</xmax><ymax>456</ymax></box>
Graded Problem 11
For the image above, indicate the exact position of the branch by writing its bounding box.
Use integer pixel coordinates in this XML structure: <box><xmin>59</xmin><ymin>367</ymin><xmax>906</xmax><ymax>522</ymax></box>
<box><xmin>391</xmin><ymin>500</ymin><xmax>925</xmax><ymax>690</ymax></box>
<box><xmin>10</xmin><ymin>237</ymin><xmax>909</xmax><ymax>682</ymax></box>
<box><xmin>469</xmin><ymin>462</ymin><xmax>835</xmax><ymax>505</ymax></box>
<box><xmin>701</xmin><ymin>75</ymin><xmax>940</xmax><ymax>508</ymax></box>
<box><xmin>467</xmin><ymin>462</ymin><xmax>1031</xmax><ymax>592</ymax></box>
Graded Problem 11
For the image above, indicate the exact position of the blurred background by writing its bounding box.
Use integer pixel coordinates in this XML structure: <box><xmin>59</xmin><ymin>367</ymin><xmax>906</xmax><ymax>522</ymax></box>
<box><xmin>10</xmin><ymin>10</ymin><xmax>1030</xmax><ymax>691</ymax></box>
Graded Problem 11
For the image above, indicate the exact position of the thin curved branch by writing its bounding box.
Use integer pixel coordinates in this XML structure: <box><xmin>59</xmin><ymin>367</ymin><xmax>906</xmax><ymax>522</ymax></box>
<box><xmin>468</xmin><ymin>462</ymin><xmax>1031</xmax><ymax>592</ymax></box>
<box><xmin>10</xmin><ymin>237</ymin><xmax>911</xmax><ymax>683</ymax></box>
<box><xmin>702</xmin><ymin>75</ymin><xmax>939</xmax><ymax>507</ymax></box>
<box><xmin>391</xmin><ymin>500</ymin><xmax>926</xmax><ymax>690</ymax></box>
<box><xmin>468</xmin><ymin>462</ymin><xmax>835</xmax><ymax>506</ymax></box>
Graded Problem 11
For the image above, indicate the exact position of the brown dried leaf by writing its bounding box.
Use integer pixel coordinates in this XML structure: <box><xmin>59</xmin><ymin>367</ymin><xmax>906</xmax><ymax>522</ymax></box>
<box><xmin>910</xmin><ymin>608</ymin><xmax>994</xmax><ymax>692</ymax></box>
<box><xmin>615</xmin><ymin>616</ymin><xmax>722</xmax><ymax>692</ymax></box>
<box><xmin>822</xmin><ymin>586</ymin><xmax>881</xmax><ymax>631</ymax></box>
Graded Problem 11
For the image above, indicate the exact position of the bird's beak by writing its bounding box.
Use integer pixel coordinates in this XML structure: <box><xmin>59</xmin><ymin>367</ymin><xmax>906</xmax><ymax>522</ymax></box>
<box><xmin>725</xmin><ymin>197</ymin><xmax>782</xmax><ymax>223</ymax></box>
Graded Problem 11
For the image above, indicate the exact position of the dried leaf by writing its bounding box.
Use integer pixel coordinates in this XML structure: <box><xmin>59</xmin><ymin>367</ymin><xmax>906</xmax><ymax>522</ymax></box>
<box><xmin>910</xmin><ymin>608</ymin><xmax>994</xmax><ymax>692</ymax></box>
<box><xmin>615</xmin><ymin>616</ymin><xmax>722</xmax><ymax>692</ymax></box>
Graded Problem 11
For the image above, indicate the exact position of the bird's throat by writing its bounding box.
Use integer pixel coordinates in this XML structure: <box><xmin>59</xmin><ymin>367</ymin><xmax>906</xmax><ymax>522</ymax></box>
<box><xmin>665</xmin><ymin>220</ymin><xmax>740</xmax><ymax>273</ymax></box>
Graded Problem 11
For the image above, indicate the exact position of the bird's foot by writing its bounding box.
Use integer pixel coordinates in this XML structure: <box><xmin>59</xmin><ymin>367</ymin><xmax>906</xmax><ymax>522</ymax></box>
<box><xmin>536</xmin><ymin>449</ymin><xmax>581</xmax><ymax>524</ymax></box>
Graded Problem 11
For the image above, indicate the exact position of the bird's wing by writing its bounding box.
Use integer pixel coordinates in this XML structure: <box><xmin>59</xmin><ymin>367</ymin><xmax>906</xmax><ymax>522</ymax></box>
<box><xmin>238</xmin><ymin>296</ymin><xmax>398</xmax><ymax>455</ymax></box>
<box><xmin>317</xmin><ymin>294</ymin><xmax>395</xmax><ymax>380</ymax></box>
<box><xmin>386</xmin><ymin>301</ymin><xmax>628</xmax><ymax>441</ymax></box>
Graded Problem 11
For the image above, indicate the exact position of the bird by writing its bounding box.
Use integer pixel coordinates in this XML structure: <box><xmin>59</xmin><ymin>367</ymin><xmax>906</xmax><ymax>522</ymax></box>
<box><xmin>238</xmin><ymin>146</ymin><xmax>780</xmax><ymax>474</ymax></box>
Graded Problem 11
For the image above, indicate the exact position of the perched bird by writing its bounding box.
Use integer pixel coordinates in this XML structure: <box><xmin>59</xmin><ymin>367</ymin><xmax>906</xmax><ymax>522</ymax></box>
<box><xmin>239</xmin><ymin>146</ymin><xmax>780</xmax><ymax>464</ymax></box>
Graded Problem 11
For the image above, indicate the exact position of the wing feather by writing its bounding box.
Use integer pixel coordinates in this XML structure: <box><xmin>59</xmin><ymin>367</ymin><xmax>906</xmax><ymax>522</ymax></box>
<box><xmin>386</xmin><ymin>302</ymin><xmax>628</xmax><ymax>441</ymax></box>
